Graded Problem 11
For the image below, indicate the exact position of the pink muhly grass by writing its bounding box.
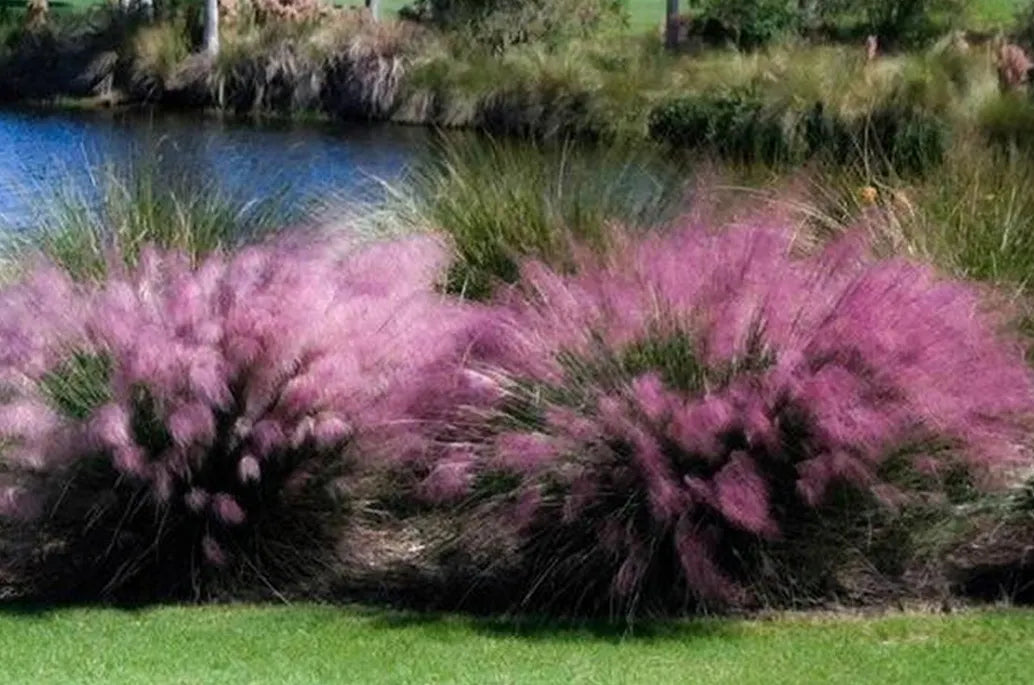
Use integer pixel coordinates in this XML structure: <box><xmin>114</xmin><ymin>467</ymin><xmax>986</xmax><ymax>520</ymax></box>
<box><xmin>493</xmin><ymin>433</ymin><xmax>561</xmax><ymax>473</ymax></box>
<box><xmin>0</xmin><ymin>264</ymin><xmax>90</xmax><ymax>380</ymax></box>
<box><xmin>457</xmin><ymin>221</ymin><xmax>1034</xmax><ymax>607</ymax></box>
<box><xmin>421</xmin><ymin>448</ymin><xmax>476</xmax><ymax>502</ymax></box>
<box><xmin>712</xmin><ymin>453</ymin><xmax>776</xmax><ymax>537</ymax></box>
<box><xmin>167</xmin><ymin>403</ymin><xmax>216</xmax><ymax>448</ymax></box>
<box><xmin>201</xmin><ymin>535</ymin><xmax>227</xmax><ymax>567</ymax></box>
<box><xmin>90</xmin><ymin>404</ymin><xmax>133</xmax><ymax>451</ymax></box>
<box><xmin>212</xmin><ymin>493</ymin><xmax>246</xmax><ymax>526</ymax></box>
<box><xmin>0</xmin><ymin>233</ymin><xmax>485</xmax><ymax>598</ymax></box>
<box><xmin>0</xmin><ymin>400</ymin><xmax>61</xmax><ymax>446</ymax></box>
<box><xmin>184</xmin><ymin>487</ymin><xmax>211</xmax><ymax>513</ymax></box>
<box><xmin>237</xmin><ymin>455</ymin><xmax>262</xmax><ymax>484</ymax></box>
<box><xmin>0</xmin><ymin>483</ymin><xmax>40</xmax><ymax>521</ymax></box>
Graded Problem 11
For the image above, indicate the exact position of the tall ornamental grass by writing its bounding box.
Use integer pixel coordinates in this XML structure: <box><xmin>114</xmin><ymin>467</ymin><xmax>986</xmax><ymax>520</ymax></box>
<box><xmin>0</xmin><ymin>234</ymin><xmax>484</xmax><ymax>601</ymax></box>
<box><xmin>2</xmin><ymin>183</ymin><xmax>1034</xmax><ymax>614</ymax></box>
<box><xmin>423</xmin><ymin>221</ymin><xmax>1034</xmax><ymax>613</ymax></box>
<box><xmin>2</xmin><ymin>160</ymin><xmax>291</xmax><ymax>282</ymax></box>
<box><xmin>387</xmin><ymin>136</ymin><xmax>688</xmax><ymax>299</ymax></box>
<box><xmin>802</xmin><ymin>141</ymin><xmax>1034</xmax><ymax>301</ymax></box>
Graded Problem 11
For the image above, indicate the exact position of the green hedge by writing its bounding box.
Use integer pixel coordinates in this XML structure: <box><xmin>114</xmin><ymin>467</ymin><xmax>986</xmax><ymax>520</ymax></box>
<box><xmin>647</xmin><ymin>93</ymin><xmax>799</xmax><ymax>163</ymax></box>
<box><xmin>649</xmin><ymin>93</ymin><xmax>947</xmax><ymax>174</ymax></box>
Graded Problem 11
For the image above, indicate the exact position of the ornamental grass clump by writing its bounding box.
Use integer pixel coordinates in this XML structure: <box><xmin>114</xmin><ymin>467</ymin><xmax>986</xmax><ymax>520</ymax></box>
<box><xmin>0</xmin><ymin>233</ymin><xmax>482</xmax><ymax>602</ymax></box>
<box><xmin>437</xmin><ymin>222</ymin><xmax>1034</xmax><ymax>614</ymax></box>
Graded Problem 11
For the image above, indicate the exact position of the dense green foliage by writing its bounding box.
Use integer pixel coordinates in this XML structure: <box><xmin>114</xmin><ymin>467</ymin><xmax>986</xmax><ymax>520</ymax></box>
<box><xmin>648</xmin><ymin>93</ymin><xmax>946</xmax><ymax>173</ymax></box>
<box><xmin>684</xmin><ymin>0</ymin><xmax>800</xmax><ymax>48</ymax></box>
<box><xmin>680</xmin><ymin>0</ymin><xmax>965</xmax><ymax>48</ymax></box>
<box><xmin>859</xmin><ymin>0</ymin><xmax>964</xmax><ymax>45</ymax></box>
<box><xmin>402</xmin><ymin>0</ymin><xmax>626</xmax><ymax>49</ymax></box>
<box><xmin>647</xmin><ymin>92</ymin><xmax>794</xmax><ymax>162</ymax></box>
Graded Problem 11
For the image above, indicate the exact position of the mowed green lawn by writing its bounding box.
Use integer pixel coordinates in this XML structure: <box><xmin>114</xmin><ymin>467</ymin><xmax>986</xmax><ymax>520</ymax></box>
<box><xmin>0</xmin><ymin>605</ymin><xmax>1032</xmax><ymax>684</ymax></box>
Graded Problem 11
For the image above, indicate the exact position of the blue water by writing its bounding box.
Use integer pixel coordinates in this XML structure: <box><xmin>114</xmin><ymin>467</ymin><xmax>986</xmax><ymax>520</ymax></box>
<box><xmin>0</xmin><ymin>107</ymin><xmax>433</xmax><ymax>230</ymax></box>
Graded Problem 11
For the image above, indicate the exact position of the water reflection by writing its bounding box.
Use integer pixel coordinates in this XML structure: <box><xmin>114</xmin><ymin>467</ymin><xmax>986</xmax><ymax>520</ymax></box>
<box><xmin>0</xmin><ymin>107</ymin><xmax>432</xmax><ymax>231</ymax></box>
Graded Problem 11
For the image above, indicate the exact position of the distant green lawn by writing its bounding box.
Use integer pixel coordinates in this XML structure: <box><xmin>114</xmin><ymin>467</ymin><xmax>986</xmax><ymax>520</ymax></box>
<box><xmin>1</xmin><ymin>605</ymin><xmax>1033</xmax><ymax>684</ymax></box>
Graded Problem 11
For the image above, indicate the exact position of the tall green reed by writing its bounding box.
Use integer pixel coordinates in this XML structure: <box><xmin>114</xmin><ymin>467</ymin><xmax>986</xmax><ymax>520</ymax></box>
<box><xmin>382</xmin><ymin>134</ymin><xmax>690</xmax><ymax>299</ymax></box>
<box><xmin>2</xmin><ymin>153</ymin><xmax>294</xmax><ymax>282</ymax></box>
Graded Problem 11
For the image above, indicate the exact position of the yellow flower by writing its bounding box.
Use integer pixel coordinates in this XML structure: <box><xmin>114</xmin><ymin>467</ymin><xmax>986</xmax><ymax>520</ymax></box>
<box><xmin>859</xmin><ymin>186</ymin><xmax>878</xmax><ymax>205</ymax></box>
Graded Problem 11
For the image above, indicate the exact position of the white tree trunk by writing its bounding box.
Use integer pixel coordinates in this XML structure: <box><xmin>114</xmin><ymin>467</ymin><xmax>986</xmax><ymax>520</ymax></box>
<box><xmin>203</xmin><ymin>0</ymin><xmax>220</xmax><ymax>58</ymax></box>
<box><xmin>25</xmin><ymin>0</ymin><xmax>49</xmax><ymax>28</ymax></box>
<box><xmin>366</xmin><ymin>0</ymin><xmax>380</xmax><ymax>21</ymax></box>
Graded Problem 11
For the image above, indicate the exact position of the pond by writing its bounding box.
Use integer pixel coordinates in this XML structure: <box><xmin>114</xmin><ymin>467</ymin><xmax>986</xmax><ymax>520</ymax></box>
<box><xmin>0</xmin><ymin>107</ymin><xmax>434</xmax><ymax>232</ymax></box>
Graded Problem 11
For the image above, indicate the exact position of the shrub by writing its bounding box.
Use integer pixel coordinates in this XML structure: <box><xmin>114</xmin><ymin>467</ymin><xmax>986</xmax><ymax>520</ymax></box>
<box><xmin>805</xmin><ymin>140</ymin><xmax>1034</xmax><ymax>325</ymax></box>
<box><xmin>827</xmin><ymin>105</ymin><xmax>947</xmax><ymax>175</ymax></box>
<box><xmin>205</xmin><ymin>15</ymin><xmax>421</xmax><ymax>118</ymax></box>
<box><xmin>684</xmin><ymin>0</ymin><xmax>799</xmax><ymax>49</ymax></box>
<box><xmin>942</xmin><ymin>482</ymin><xmax>1034</xmax><ymax>605</ymax></box>
<box><xmin>649</xmin><ymin>94</ymin><xmax>945</xmax><ymax>173</ymax></box>
<box><xmin>0</xmin><ymin>234</ymin><xmax>483</xmax><ymax>601</ymax></box>
<box><xmin>649</xmin><ymin>93</ymin><xmax>947</xmax><ymax>174</ymax></box>
<box><xmin>648</xmin><ymin>92</ymin><xmax>799</xmax><ymax>163</ymax></box>
<box><xmin>250</xmin><ymin>0</ymin><xmax>334</xmax><ymax>24</ymax></box>
<box><xmin>979</xmin><ymin>94</ymin><xmax>1034</xmax><ymax>150</ymax></box>
<box><xmin>1013</xmin><ymin>3</ymin><xmax>1034</xmax><ymax>53</ymax></box>
<box><xmin>400</xmin><ymin>36</ymin><xmax>661</xmax><ymax>140</ymax></box>
<box><xmin>812</xmin><ymin>0</ymin><xmax>960</xmax><ymax>47</ymax></box>
<box><xmin>0</xmin><ymin>8</ymin><xmax>141</xmax><ymax>102</ymax></box>
<box><xmin>403</xmin><ymin>0</ymin><xmax>626</xmax><ymax>50</ymax></box>
<box><xmin>431</xmin><ymin>224</ymin><xmax>1034</xmax><ymax>613</ymax></box>
<box><xmin>129</xmin><ymin>20</ymin><xmax>191</xmax><ymax>97</ymax></box>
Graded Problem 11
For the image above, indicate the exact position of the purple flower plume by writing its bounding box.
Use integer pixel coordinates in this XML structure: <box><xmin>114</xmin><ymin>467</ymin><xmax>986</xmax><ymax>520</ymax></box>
<box><xmin>447</xmin><ymin>222</ymin><xmax>1034</xmax><ymax>605</ymax></box>
<box><xmin>0</xmin><ymin>234</ymin><xmax>484</xmax><ymax>592</ymax></box>
<box><xmin>2</xmin><ymin>217</ymin><xmax>1033</xmax><ymax>608</ymax></box>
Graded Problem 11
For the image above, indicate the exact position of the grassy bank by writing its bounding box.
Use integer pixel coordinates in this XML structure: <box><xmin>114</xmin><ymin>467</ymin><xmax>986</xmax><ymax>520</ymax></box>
<box><xmin>0</xmin><ymin>606</ymin><xmax>1032</xmax><ymax>683</ymax></box>
<box><xmin>17</xmin><ymin>0</ymin><xmax>1033</xmax><ymax>30</ymax></box>
<box><xmin>2</xmin><ymin>2</ymin><xmax>1032</xmax><ymax>158</ymax></box>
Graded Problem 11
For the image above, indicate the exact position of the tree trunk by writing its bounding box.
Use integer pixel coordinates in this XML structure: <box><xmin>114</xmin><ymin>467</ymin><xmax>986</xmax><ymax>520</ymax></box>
<box><xmin>366</xmin><ymin>0</ymin><xmax>380</xmax><ymax>21</ymax></box>
<box><xmin>664</xmin><ymin>0</ymin><xmax>680</xmax><ymax>50</ymax></box>
<box><xmin>203</xmin><ymin>0</ymin><xmax>219</xmax><ymax>58</ymax></box>
<box><xmin>25</xmin><ymin>0</ymin><xmax>48</xmax><ymax>28</ymax></box>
